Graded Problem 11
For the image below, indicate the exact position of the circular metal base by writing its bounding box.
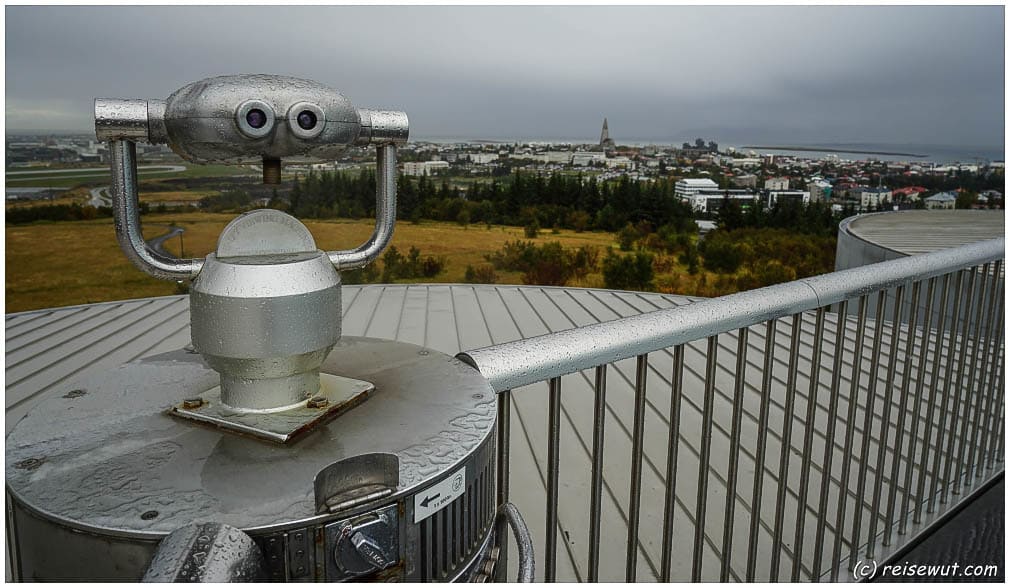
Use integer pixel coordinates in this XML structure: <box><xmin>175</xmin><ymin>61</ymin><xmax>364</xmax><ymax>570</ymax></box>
<box><xmin>6</xmin><ymin>337</ymin><xmax>496</xmax><ymax>581</ymax></box>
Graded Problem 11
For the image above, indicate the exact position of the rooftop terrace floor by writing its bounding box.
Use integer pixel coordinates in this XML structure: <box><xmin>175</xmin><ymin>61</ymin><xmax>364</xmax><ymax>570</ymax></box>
<box><xmin>5</xmin><ymin>284</ymin><xmax>1003</xmax><ymax>581</ymax></box>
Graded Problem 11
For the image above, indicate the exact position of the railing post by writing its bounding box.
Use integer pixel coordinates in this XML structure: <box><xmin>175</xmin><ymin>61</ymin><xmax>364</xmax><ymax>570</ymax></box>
<box><xmin>588</xmin><ymin>366</ymin><xmax>607</xmax><ymax>582</ymax></box>
<box><xmin>496</xmin><ymin>390</ymin><xmax>511</xmax><ymax>578</ymax></box>
<box><xmin>626</xmin><ymin>355</ymin><xmax>649</xmax><ymax>582</ymax></box>
<box><xmin>770</xmin><ymin>313</ymin><xmax>803</xmax><ymax>580</ymax></box>
<box><xmin>831</xmin><ymin>296</ymin><xmax>868</xmax><ymax>580</ymax></box>
<box><xmin>851</xmin><ymin>290</ymin><xmax>887</xmax><ymax>563</ymax></box>
<box><xmin>545</xmin><ymin>377</ymin><xmax>561</xmax><ymax>582</ymax></box>
<box><xmin>746</xmin><ymin>320</ymin><xmax>778</xmax><ymax>581</ymax></box>
<box><xmin>692</xmin><ymin>337</ymin><xmax>718</xmax><ymax>582</ymax></box>
<box><xmin>661</xmin><ymin>346</ymin><xmax>686</xmax><ymax>581</ymax></box>
<box><xmin>720</xmin><ymin>329</ymin><xmax>748</xmax><ymax>582</ymax></box>
<box><xmin>793</xmin><ymin>307</ymin><xmax>827</xmax><ymax>580</ymax></box>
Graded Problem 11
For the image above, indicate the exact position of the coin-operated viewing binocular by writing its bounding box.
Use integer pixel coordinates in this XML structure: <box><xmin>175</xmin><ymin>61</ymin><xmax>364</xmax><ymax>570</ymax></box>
<box><xmin>5</xmin><ymin>75</ymin><xmax>532</xmax><ymax>582</ymax></box>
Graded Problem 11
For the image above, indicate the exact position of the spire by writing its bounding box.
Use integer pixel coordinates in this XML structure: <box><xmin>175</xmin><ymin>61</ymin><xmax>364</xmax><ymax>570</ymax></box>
<box><xmin>599</xmin><ymin>118</ymin><xmax>615</xmax><ymax>148</ymax></box>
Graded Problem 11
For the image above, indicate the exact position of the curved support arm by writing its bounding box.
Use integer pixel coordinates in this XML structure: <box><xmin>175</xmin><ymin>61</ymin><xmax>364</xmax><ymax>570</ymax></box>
<box><xmin>499</xmin><ymin>502</ymin><xmax>535</xmax><ymax>582</ymax></box>
<box><xmin>327</xmin><ymin>143</ymin><xmax>397</xmax><ymax>270</ymax></box>
<box><xmin>109</xmin><ymin>140</ymin><xmax>204</xmax><ymax>280</ymax></box>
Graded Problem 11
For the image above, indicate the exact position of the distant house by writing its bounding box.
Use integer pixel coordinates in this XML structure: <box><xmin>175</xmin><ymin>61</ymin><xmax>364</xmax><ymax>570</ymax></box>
<box><xmin>854</xmin><ymin>187</ymin><xmax>892</xmax><ymax>209</ymax></box>
<box><xmin>764</xmin><ymin>177</ymin><xmax>789</xmax><ymax>190</ymax></box>
<box><xmin>924</xmin><ymin>191</ymin><xmax>957</xmax><ymax>210</ymax></box>
<box><xmin>806</xmin><ymin>180</ymin><xmax>832</xmax><ymax>202</ymax></box>
<box><xmin>891</xmin><ymin>186</ymin><xmax>929</xmax><ymax>201</ymax></box>
<box><xmin>403</xmin><ymin>160</ymin><xmax>450</xmax><ymax>176</ymax></box>
<box><xmin>732</xmin><ymin>174</ymin><xmax>758</xmax><ymax>188</ymax></box>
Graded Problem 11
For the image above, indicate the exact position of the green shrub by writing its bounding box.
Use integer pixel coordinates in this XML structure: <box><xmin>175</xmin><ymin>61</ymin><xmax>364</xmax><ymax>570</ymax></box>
<box><xmin>464</xmin><ymin>264</ymin><xmax>498</xmax><ymax>284</ymax></box>
<box><xmin>617</xmin><ymin>222</ymin><xmax>638</xmax><ymax>251</ymax></box>
<box><xmin>485</xmin><ymin>240</ymin><xmax>599</xmax><ymax>287</ymax></box>
<box><xmin>602</xmin><ymin>251</ymin><xmax>654</xmax><ymax>291</ymax></box>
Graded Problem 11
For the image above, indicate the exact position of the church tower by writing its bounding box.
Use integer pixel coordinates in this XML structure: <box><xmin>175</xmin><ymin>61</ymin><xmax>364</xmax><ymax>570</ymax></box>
<box><xmin>599</xmin><ymin>118</ymin><xmax>616</xmax><ymax>149</ymax></box>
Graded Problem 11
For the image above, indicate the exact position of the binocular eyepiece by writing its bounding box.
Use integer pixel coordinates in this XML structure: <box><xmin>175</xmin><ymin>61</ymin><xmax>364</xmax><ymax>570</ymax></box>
<box><xmin>95</xmin><ymin>74</ymin><xmax>408</xmax><ymax>184</ymax></box>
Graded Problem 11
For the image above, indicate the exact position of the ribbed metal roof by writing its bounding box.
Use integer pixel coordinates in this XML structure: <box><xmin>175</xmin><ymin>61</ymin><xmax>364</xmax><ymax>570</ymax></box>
<box><xmin>5</xmin><ymin>284</ymin><xmax>996</xmax><ymax>581</ymax></box>
<box><xmin>845</xmin><ymin>210</ymin><xmax>1004</xmax><ymax>256</ymax></box>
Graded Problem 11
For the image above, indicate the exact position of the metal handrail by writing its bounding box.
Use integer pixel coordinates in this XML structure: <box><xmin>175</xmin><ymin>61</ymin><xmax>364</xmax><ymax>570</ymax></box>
<box><xmin>458</xmin><ymin>237</ymin><xmax>1004</xmax><ymax>392</ymax></box>
<box><xmin>459</xmin><ymin>237</ymin><xmax>1004</xmax><ymax>582</ymax></box>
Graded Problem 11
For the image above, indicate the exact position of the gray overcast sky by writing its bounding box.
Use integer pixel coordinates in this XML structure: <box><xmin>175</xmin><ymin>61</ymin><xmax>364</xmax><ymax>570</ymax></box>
<box><xmin>5</xmin><ymin>5</ymin><xmax>1005</xmax><ymax>147</ymax></box>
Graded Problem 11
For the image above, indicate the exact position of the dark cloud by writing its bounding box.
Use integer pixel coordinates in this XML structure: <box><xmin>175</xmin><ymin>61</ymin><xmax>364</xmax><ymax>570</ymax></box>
<box><xmin>5</xmin><ymin>5</ymin><xmax>1004</xmax><ymax>147</ymax></box>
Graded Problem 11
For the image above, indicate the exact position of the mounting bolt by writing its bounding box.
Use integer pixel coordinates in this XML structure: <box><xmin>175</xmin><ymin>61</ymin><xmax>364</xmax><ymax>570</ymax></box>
<box><xmin>182</xmin><ymin>397</ymin><xmax>204</xmax><ymax>409</ymax></box>
<box><xmin>307</xmin><ymin>396</ymin><xmax>329</xmax><ymax>409</ymax></box>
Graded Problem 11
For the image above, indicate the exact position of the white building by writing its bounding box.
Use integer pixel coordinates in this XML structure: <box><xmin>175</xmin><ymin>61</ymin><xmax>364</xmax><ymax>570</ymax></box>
<box><xmin>767</xmin><ymin>190</ymin><xmax>811</xmax><ymax>207</ymax></box>
<box><xmin>465</xmin><ymin>153</ymin><xmax>499</xmax><ymax>165</ymax></box>
<box><xmin>806</xmin><ymin>180</ymin><xmax>832</xmax><ymax>202</ymax></box>
<box><xmin>403</xmin><ymin>160</ymin><xmax>450</xmax><ymax>176</ymax></box>
<box><xmin>545</xmin><ymin>151</ymin><xmax>572</xmax><ymax>164</ymax></box>
<box><xmin>924</xmin><ymin>192</ymin><xmax>957</xmax><ymax>210</ymax></box>
<box><xmin>674</xmin><ymin>178</ymin><xmax>719</xmax><ymax>200</ymax></box>
<box><xmin>685</xmin><ymin>189</ymin><xmax>760</xmax><ymax>213</ymax></box>
<box><xmin>605</xmin><ymin>157</ymin><xmax>635</xmax><ymax>170</ymax></box>
<box><xmin>571</xmin><ymin>152</ymin><xmax>604</xmax><ymax>167</ymax></box>
<box><xmin>854</xmin><ymin>187</ymin><xmax>893</xmax><ymax>209</ymax></box>
<box><xmin>729</xmin><ymin>158</ymin><xmax>761</xmax><ymax>168</ymax></box>
<box><xmin>764</xmin><ymin>177</ymin><xmax>790</xmax><ymax>190</ymax></box>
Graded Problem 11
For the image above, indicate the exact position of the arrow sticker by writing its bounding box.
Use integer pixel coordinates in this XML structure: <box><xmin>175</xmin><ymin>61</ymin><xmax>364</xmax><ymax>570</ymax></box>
<box><xmin>413</xmin><ymin>466</ymin><xmax>466</xmax><ymax>523</ymax></box>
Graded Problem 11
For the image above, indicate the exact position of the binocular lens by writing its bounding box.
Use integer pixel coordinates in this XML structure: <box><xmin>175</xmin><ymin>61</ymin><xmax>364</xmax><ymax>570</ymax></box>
<box><xmin>296</xmin><ymin>110</ymin><xmax>318</xmax><ymax>131</ymax></box>
<box><xmin>246</xmin><ymin>109</ymin><xmax>268</xmax><ymax>129</ymax></box>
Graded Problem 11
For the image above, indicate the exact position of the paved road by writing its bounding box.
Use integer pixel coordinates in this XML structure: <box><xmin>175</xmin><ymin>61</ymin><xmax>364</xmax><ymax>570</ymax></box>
<box><xmin>88</xmin><ymin>187</ymin><xmax>111</xmax><ymax>208</ymax></box>
<box><xmin>7</xmin><ymin>165</ymin><xmax>185</xmax><ymax>176</ymax></box>
<box><xmin>145</xmin><ymin>224</ymin><xmax>185</xmax><ymax>258</ymax></box>
<box><xmin>6</xmin><ymin>165</ymin><xmax>187</xmax><ymax>184</ymax></box>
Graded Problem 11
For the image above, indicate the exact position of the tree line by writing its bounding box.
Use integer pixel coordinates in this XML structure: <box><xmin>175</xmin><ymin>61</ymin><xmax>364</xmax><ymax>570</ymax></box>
<box><xmin>284</xmin><ymin>168</ymin><xmax>700</xmax><ymax>234</ymax></box>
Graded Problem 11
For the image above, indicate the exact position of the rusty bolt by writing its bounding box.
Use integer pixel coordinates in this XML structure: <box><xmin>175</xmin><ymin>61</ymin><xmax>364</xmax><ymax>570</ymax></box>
<box><xmin>307</xmin><ymin>396</ymin><xmax>329</xmax><ymax>409</ymax></box>
<box><xmin>182</xmin><ymin>397</ymin><xmax>204</xmax><ymax>409</ymax></box>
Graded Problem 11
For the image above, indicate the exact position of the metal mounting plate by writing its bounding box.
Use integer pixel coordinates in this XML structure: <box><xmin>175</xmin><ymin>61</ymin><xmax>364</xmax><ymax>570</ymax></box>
<box><xmin>169</xmin><ymin>373</ymin><xmax>374</xmax><ymax>443</ymax></box>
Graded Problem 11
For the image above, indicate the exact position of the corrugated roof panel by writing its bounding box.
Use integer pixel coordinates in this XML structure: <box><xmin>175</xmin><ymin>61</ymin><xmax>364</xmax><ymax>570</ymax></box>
<box><xmin>4</xmin><ymin>285</ymin><xmax>997</xmax><ymax>582</ymax></box>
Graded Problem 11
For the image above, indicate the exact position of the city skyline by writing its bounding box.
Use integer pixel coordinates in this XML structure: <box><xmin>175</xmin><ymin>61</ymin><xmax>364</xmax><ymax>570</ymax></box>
<box><xmin>5</xmin><ymin>5</ymin><xmax>1005</xmax><ymax>149</ymax></box>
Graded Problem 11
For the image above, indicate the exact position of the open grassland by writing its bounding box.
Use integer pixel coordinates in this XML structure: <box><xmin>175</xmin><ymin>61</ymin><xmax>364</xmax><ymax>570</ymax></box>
<box><xmin>5</xmin><ymin>213</ymin><xmax>620</xmax><ymax>313</ymax></box>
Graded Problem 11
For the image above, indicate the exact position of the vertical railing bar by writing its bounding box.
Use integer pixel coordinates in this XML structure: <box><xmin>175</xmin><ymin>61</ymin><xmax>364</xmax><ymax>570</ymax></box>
<box><xmin>993</xmin><ymin>380</ymin><xmax>1005</xmax><ymax>467</ymax></box>
<box><xmin>902</xmin><ymin>277</ymin><xmax>936</xmax><ymax>532</ymax></box>
<box><xmin>545</xmin><ymin>377</ymin><xmax>562</xmax><ymax>582</ymax></box>
<box><xmin>867</xmin><ymin>283</ymin><xmax>905</xmax><ymax>558</ymax></box>
<box><xmin>830</xmin><ymin>297</ymin><xmax>867</xmax><ymax>580</ymax></box>
<box><xmin>814</xmin><ymin>300</ymin><xmax>848</xmax><ymax>579</ymax></box>
<box><xmin>884</xmin><ymin>281</ymin><xmax>921</xmax><ymax>546</ymax></box>
<box><xmin>792</xmin><ymin>307</ymin><xmax>827</xmax><ymax>581</ymax></box>
<box><xmin>914</xmin><ymin>274</ymin><xmax>949</xmax><ymax>524</ymax></box>
<box><xmin>981</xmin><ymin>312</ymin><xmax>1004</xmax><ymax>472</ymax></box>
<box><xmin>979</xmin><ymin>265</ymin><xmax>1005</xmax><ymax>471</ymax></box>
<box><xmin>496</xmin><ymin>389</ymin><xmax>511</xmax><ymax>571</ymax></box>
<box><xmin>851</xmin><ymin>290</ymin><xmax>887</xmax><ymax>562</ymax></box>
<box><xmin>928</xmin><ymin>269</ymin><xmax>965</xmax><ymax>513</ymax></box>
<box><xmin>942</xmin><ymin>267</ymin><xmax>977</xmax><ymax>504</ymax></box>
<box><xmin>746</xmin><ymin>320</ymin><xmax>777</xmax><ymax>581</ymax></box>
<box><xmin>720</xmin><ymin>329</ymin><xmax>749</xmax><ymax>582</ymax></box>
<box><xmin>958</xmin><ymin>263</ymin><xmax>991</xmax><ymax>487</ymax></box>
<box><xmin>969</xmin><ymin>261</ymin><xmax>1001</xmax><ymax>478</ymax></box>
<box><xmin>770</xmin><ymin>313</ymin><xmax>803</xmax><ymax>581</ymax></box>
<box><xmin>661</xmin><ymin>345</ymin><xmax>686</xmax><ymax>582</ymax></box>
<box><xmin>626</xmin><ymin>354</ymin><xmax>649</xmax><ymax>582</ymax></box>
<box><xmin>692</xmin><ymin>337</ymin><xmax>719</xmax><ymax>582</ymax></box>
<box><xmin>587</xmin><ymin>365</ymin><xmax>607</xmax><ymax>582</ymax></box>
